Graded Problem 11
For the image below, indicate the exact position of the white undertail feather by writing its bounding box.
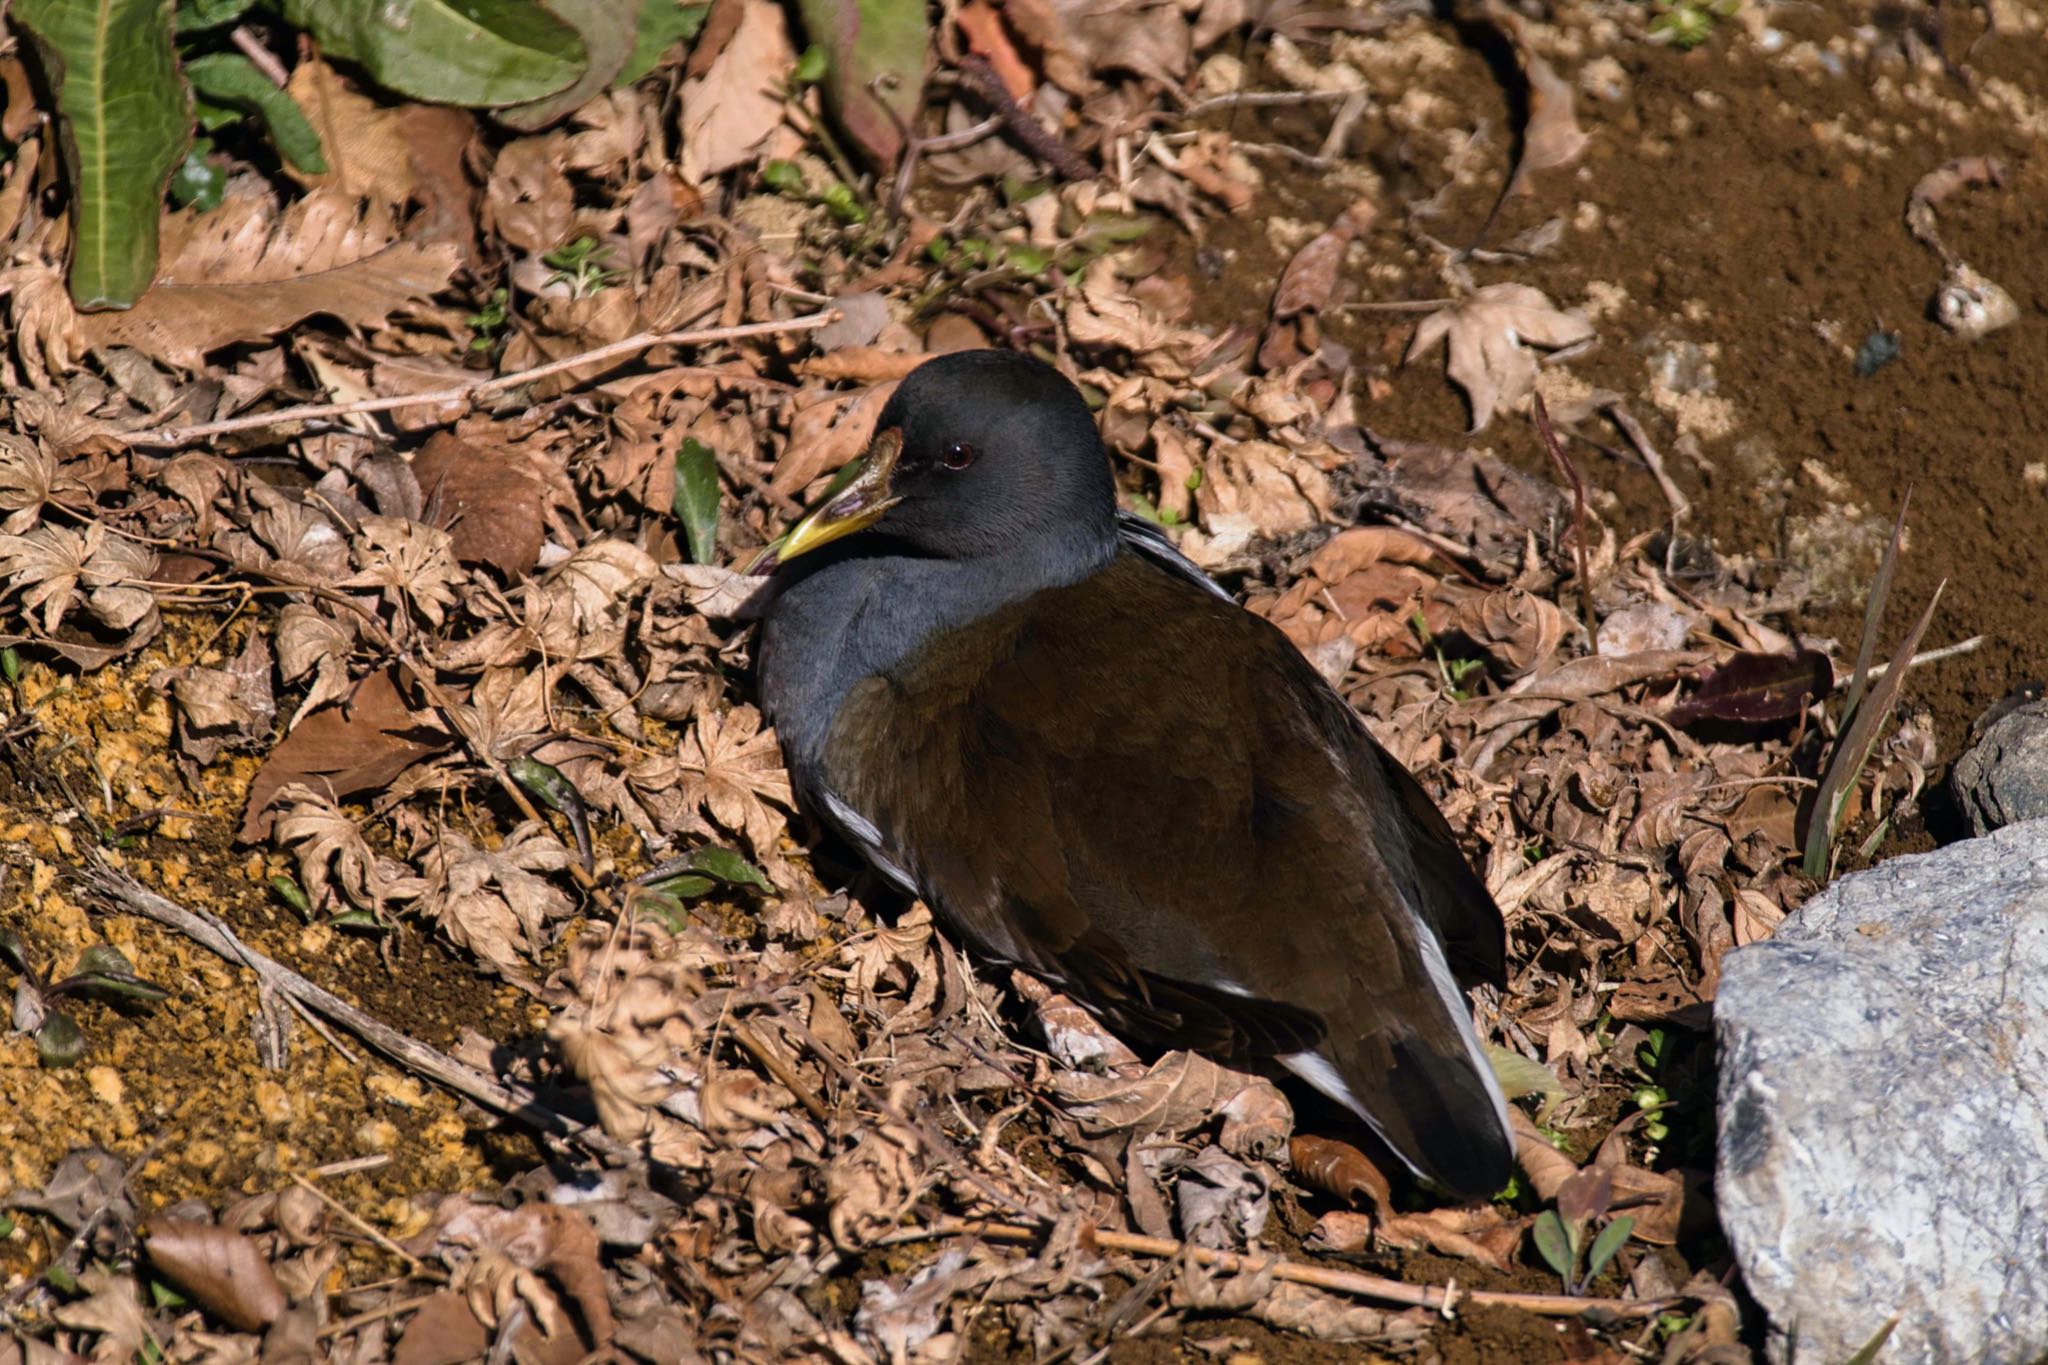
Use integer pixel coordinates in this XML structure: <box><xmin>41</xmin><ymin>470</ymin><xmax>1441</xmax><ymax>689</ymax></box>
<box><xmin>1277</xmin><ymin>929</ymin><xmax>1512</xmax><ymax>1185</ymax></box>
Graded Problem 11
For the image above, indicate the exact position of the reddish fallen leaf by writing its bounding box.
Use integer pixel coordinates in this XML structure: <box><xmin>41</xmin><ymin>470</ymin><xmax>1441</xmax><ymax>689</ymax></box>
<box><xmin>392</xmin><ymin>1290</ymin><xmax>489</xmax><ymax>1365</ymax></box>
<box><xmin>411</xmin><ymin>432</ymin><xmax>548</xmax><ymax>578</ymax></box>
<box><xmin>1289</xmin><ymin>1134</ymin><xmax>1392</xmax><ymax>1216</ymax></box>
<box><xmin>1667</xmin><ymin>649</ymin><xmax>1833</xmax><ymax>726</ymax></box>
<box><xmin>239</xmin><ymin>667</ymin><xmax>451</xmax><ymax>842</ymax></box>
<box><xmin>957</xmin><ymin>0</ymin><xmax>1034</xmax><ymax>101</ymax></box>
<box><xmin>141</xmin><ymin>1218</ymin><xmax>286</xmax><ymax>1332</ymax></box>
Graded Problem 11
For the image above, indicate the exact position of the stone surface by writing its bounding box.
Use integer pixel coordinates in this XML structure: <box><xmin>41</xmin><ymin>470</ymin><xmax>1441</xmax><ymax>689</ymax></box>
<box><xmin>1953</xmin><ymin>700</ymin><xmax>2048</xmax><ymax>835</ymax></box>
<box><xmin>1715</xmin><ymin>820</ymin><xmax>2048</xmax><ymax>1364</ymax></box>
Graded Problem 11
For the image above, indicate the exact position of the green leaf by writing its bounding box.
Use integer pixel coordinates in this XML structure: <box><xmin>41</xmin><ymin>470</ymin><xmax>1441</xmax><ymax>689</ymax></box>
<box><xmin>271</xmin><ymin>874</ymin><xmax>312</xmax><ymax>917</ymax></box>
<box><xmin>1484</xmin><ymin>1043</ymin><xmax>1566</xmax><ymax>1118</ymax></box>
<box><xmin>648</xmin><ymin>873</ymin><xmax>716</xmax><ymax>898</ymax></box>
<box><xmin>65</xmin><ymin>970</ymin><xmax>171</xmax><ymax>1004</ymax></box>
<box><xmin>1531</xmin><ymin>1209</ymin><xmax>1574</xmax><ymax>1284</ymax></box>
<box><xmin>36</xmin><ymin>1010</ymin><xmax>86</xmax><ymax>1067</ymax></box>
<box><xmin>73</xmin><ymin>944</ymin><xmax>135</xmax><ymax>977</ymax></box>
<box><xmin>281</xmin><ymin>0</ymin><xmax>586</xmax><ymax>109</ymax></box>
<box><xmin>796</xmin><ymin>0</ymin><xmax>930</xmax><ymax>167</ymax></box>
<box><xmin>687</xmin><ymin>845</ymin><xmax>772</xmax><ymax>892</ymax></box>
<box><xmin>0</xmin><ymin>927</ymin><xmax>31</xmax><ymax>974</ymax></box>
<box><xmin>499</xmin><ymin>0</ymin><xmax>641</xmax><ymax>132</ymax></box>
<box><xmin>673</xmin><ymin>437</ymin><xmax>722</xmax><ymax>564</ymax></box>
<box><xmin>182</xmin><ymin>53</ymin><xmax>327</xmax><ymax>173</ymax></box>
<box><xmin>174</xmin><ymin>0</ymin><xmax>257</xmax><ymax>30</ymax></box>
<box><xmin>16</xmin><ymin>0</ymin><xmax>191</xmax><ymax>310</ymax></box>
<box><xmin>1585</xmin><ymin>1215</ymin><xmax>1633</xmax><ymax>1283</ymax></box>
<box><xmin>617</xmin><ymin>0</ymin><xmax>707</xmax><ymax>87</ymax></box>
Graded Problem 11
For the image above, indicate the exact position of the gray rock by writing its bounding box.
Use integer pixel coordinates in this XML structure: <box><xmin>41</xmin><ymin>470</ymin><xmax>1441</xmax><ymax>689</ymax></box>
<box><xmin>1953</xmin><ymin>701</ymin><xmax>2048</xmax><ymax>835</ymax></box>
<box><xmin>1715</xmin><ymin>820</ymin><xmax>2048</xmax><ymax>1364</ymax></box>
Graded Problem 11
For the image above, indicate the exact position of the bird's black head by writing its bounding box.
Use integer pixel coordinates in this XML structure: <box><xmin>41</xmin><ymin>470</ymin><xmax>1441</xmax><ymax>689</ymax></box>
<box><xmin>771</xmin><ymin>351</ymin><xmax>1116</xmax><ymax>565</ymax></box>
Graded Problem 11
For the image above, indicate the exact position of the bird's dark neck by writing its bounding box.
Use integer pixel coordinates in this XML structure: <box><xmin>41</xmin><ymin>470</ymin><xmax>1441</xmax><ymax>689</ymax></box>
<box><xmin>759</xmin><ymin>524</ymin><xmax>1116</xmax><ymax>773</ymax></box>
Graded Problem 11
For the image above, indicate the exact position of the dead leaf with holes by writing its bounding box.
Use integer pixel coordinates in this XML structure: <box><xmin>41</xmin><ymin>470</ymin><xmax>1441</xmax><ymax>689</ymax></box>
<box><xmin>340</xmin><ymin>516</ymin><xmax>465</xmax><ymax>628</ymax></box>
<box><xmin>1407</xmin><ymin>284</ymin><xmax>1593</xmax><ymax>432</ymax></box>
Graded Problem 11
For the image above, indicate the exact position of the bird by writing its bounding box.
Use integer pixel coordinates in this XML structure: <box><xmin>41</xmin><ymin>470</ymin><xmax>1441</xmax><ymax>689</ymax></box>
<box><xmin>755</xmin><ymin>349</ymin><xmax>1515</xmax><ymax>1197</ymax></box>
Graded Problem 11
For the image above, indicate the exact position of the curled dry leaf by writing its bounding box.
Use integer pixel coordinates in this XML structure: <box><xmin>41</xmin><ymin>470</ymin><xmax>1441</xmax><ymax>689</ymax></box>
<box><xmin>140</xmin><ymin>1218</ymin><xmax>287</xmax><ymax>1333</ymax></box>
<box><xmin>671</xmin><ymin>700</ymin><xmax>794</xmax><ymax>855</ymax></box>
<box><xmin>1050</xmin><ymin>1049</ymin><xmax>1279</xmax><ymax>1139</ymax></box>
<box><xmin>274</xmin><ymin>786</ymin><xmax>428</xmax><ymax>918</ymax></box>
<box><xmin>410</xmin><ymin>432</ymin><xmax>551</xmax><ymax>579</ymax></box>
<box><xmin>1175</xmin><ymin>1144</ymin><xmax>1270</xmax><ymax>1250</ymax></box>
<box><xmin>1288</xmin><ymin>1134</ymin><xmax>1392</xmax><ymax>1216</ymax></box>
<box><xmin>150</xmin><ymin>630</ymin><xmax>277</xmax><ymax>764</ymax></box>
<box><xmin>416</xmin><ymin>1198</ymin><xmax>614</xmax><ymax>1348</ymax></box>
<box><xmin>341</xmin><ymin>516</ymin><xmax>465</xmax><ymax>628</ymax></box>
<box><xmin>825</xmin><ymin>1121</ymin><xmax>924</xmax><ymax>1249</ymax></box>
<box><xmin>417</xmin><ymin>824</ymin><xmax>575</xmax><ymax>986</ymax></box>
<box><xmin>1407</xmin><ymin>284</ymin><xmax>1594</xmax><ymax>432</ymax></box>
<box><xmin>50</xmin><ymin>1268</ymin><xmax>150</xmax><ymax>1363</ymax></box>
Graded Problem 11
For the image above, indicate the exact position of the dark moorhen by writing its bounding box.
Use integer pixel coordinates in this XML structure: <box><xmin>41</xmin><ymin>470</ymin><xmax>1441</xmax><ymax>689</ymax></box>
<box><xmin>756</xmin><ymin>350</ymin><xmax>1515</xmax><ymax>1196</ymax></box>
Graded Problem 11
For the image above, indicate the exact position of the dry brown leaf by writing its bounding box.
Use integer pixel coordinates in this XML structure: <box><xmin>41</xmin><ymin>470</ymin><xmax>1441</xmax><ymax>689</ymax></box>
<box><xmin>275</xmin><ymin>786</ymin><xmax>428</xmax><ymax>918</ymax></box>
<box><xmin>411</xmin><ymin>432</ymin><xmax>549</xmax><ymax>578</ymax></box>
<box><xmin>341</xmin><ymin>516</ymin><xmax>464</xmax><ymax>627</ymax></box>
<box><xmin>239</xmin><ymin>667</ymin><xmax>451</xmax><ymax>842</ymax></box>
<box><xmin>140</xmin><ymin>1218</ymin><xmax>287</xmax><ymax>1332</ymax></box>
<box><xmin>673</xmin><ymin>700</ymin><xmax>793</xmax><ymax>853</ymax></box>
<box><xmin>418</xmin><ymin>824</ymin><xmax>574</xmax><ymax>986</ymax></box>
<box><xmin>1407</xmin><ymin>284</ymin><xmax>1594</xmax><ymax>432</ymax></box>
<box><xmin>824</xmin><ymin>1121</ymin><xmax>923</xmax><ymax>1249</ymax></box>
<box><xmin>1272</xmin><ymin>199</ymin><xmax>1376</xmax><ymax>319</ymax></box>
<box><xmin>77</xmin><ymin>189</ymin><xmax>460</xmax><ymax>369</ymax></box>
<box><xmin>150</xmin><ymin>630</ymin><xmax>277</xmax><ymax>764</ymax></box>
<box><xmin>679</xmin><ymin>0</ymin><xmax>796</xmax><ymax>183</ymax></box>
<box><xmin>1050</xmin><ymin>1050</ymin><xmax>1278</xmax><ymax>1138</ymax></box>
<box><xmin>51</xmin><ymin>1268</ymin><xmax>149</xmax><ymax>1364</ymax></box>
<box><xmin>1375</xmin><ymin>1205</ymin><xmax>1522</xmax><ymax>1270</ymax></box>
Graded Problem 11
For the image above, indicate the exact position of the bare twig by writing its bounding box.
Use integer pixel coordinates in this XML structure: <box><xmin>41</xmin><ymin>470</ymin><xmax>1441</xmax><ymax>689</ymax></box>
<box><xmin>1531</xmin><ymin>393</ymin><xmax>1599</xmax><ymax>653</ymax></box>
<box><xmin>954</xmin><ymin>55</ymin><xmax>1093</xmax><ymax>181</ymax></box>
<box><xmin>1857</xmin><ymin>633</ymin><xmax>1984</xmax><ymax>683</ymax></box>
<box><xmin>1602</xmin><ymin>401</ymin><xmax>1691</xmax><ymax>526</ymax></box>
<box><xmin>76</xmin><ymin>858</ymin><xmax>637</xmax><ymax>1164</ymax></box>
<box><xmin>893</xmin><ymin>1218</ymin><xmax>1678</xmax><ymax>1320</ymax></box>
<box><xmin>127</xmin><ymin>311</ymin><xmax>839</xmax><ymax>448</ymax></box>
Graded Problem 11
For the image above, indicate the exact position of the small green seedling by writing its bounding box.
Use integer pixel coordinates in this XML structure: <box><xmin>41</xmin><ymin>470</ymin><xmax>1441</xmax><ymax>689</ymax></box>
<box><xmin>1411</xmin><ymin>611</ymin><xmax>1485</xmax><ymax>700</ymax></box>
<box><xmin>1531</xmin><ymin>1164</ymin><xmax>1634</xmax><ymax>1294</ymax></box>
<box><xmin>466</xmin><ymin>288</ymin><xmax>511</xmax><ymax>352</ymax></box>
<box><xmin>542</xmin><ymin>237</ymin><xmax>623</xmax><ymax>299</ymax></box>
<box><xmin>1646</xmin><ymin>0</ymin><xmax>1740</xmax><ymax>49</ymax></box>
<box><xmin>3</xmin><ymin>930</ymin><xmax>170</xmax><ymax>1068</ymax></box>
<box><xmin>631</xmin><ymin>847</ymin><xmax>775</xmax><ymax>932</ymax></box>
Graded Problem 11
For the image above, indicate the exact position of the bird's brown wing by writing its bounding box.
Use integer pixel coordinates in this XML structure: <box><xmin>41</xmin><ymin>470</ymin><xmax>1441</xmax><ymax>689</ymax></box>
<box><xmin>823</xmin><ymin>554</ymin><xmax>1512</xmax><ymax>1193</ymax></box>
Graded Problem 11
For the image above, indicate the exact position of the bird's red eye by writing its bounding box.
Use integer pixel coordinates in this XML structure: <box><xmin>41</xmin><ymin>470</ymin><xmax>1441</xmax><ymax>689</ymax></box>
<box><xmin>941</xmin><ymin>441</ymin><xmax>976</xmax><ymax>470</ymax></box>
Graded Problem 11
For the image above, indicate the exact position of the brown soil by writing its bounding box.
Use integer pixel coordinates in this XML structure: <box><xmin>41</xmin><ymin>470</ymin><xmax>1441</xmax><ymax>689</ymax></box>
<box><xmin>1186</xmin><ymin>1</ymin><xmax>2048</xmax><ymax>808</ymax></box>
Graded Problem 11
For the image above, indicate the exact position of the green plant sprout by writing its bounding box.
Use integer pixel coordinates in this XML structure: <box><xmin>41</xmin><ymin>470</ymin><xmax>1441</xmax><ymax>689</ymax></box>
<box><xmin>466</xmin><ymin>288</ymin><xmax>511</xmax><ymax>352</ymax></box>
<box><xmin>1647</xmin><ymin>0</ymin><xmax>1741</xmax><ymax>49</ymax></box>
<box><xmin>1411</xmin><ymin>610</ymin><xmax>1486</xmax><ymax>700</ymax></box>
<box><xmin>543</xmin><ymin>237</ymin><xmax>624</xmax><ymax>299</ymax></box>
<box><xmin>2</xmin><ymin>930</ymin><xmax>171</xmax><ymax>1068</ymax></box>
<box><xmin>1532</xmin><ymin>1165</ymin><xmax>1634</xmax><ymax>1295</ymax></box>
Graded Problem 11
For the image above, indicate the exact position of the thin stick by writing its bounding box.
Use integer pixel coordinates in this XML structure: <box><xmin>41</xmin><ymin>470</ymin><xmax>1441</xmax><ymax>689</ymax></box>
<box><xmin>896</xmin><ymin>1218</ymin><xmax>1676</xmax><ymax>1320</ymax></box>
<box><xmin>954</xmin><ymin>55</ymin><xmax>1093</xmax><ymax>180</ymax></box>
<box><xmin>128</xmin><ymin>311</ymin><xmax>838</xmax><ymax>448</ymax></box>
<box><xmin>1531</xmin><ymin>393</ymin><xmax>1599</xmax><ymax>653</ymax></box>
<box><xmin>77</xmin><ymin>859</ymin><xmax>637</xmax><ymax>1164</ymax></box>
<box><xmin>1857</xmin><ymin>633</ymin><xmax>1984</xmax><ymax>683</ymax></box>
<box><xmin>1603</xmin><ymin>402</ymin><xmax>1691</xmax><ymax>526</ymax></box>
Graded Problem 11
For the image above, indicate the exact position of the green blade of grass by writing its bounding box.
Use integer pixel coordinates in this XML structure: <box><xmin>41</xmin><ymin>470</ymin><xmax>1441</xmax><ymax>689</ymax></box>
<box><xmin>1803</xmin><ymin>580</ymin><xmax>1946</xmax><ymax>880</ymax></box>
<box><xmin>1840</xmin><ymin>490</ymin><xmax>1911</xmax><ymax>727</ymax></box>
